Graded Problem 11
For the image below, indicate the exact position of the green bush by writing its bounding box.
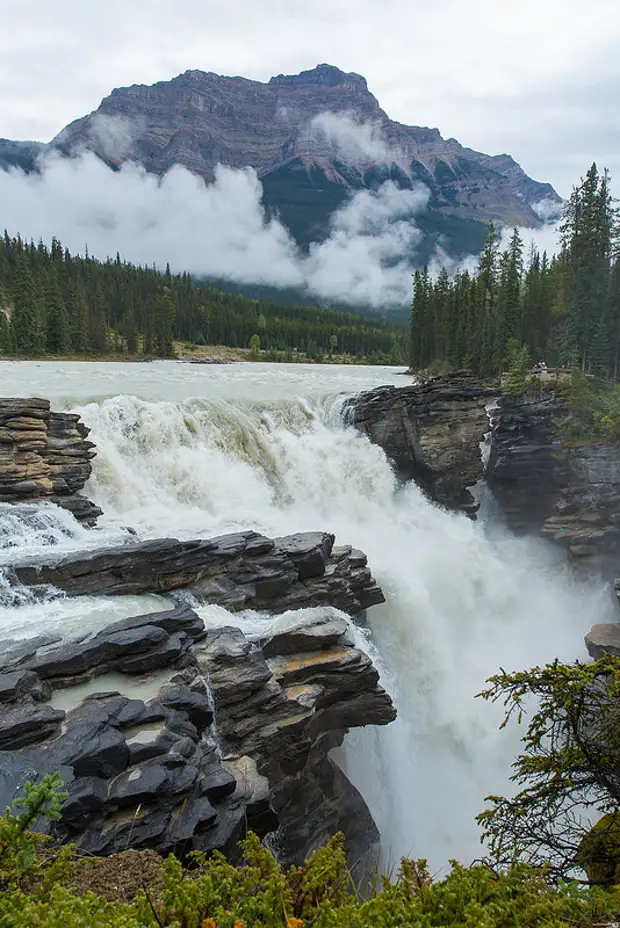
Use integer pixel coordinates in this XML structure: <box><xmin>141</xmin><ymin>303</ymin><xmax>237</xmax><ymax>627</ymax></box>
<box><xmin>3</xmin><ymin>778</ymin><xmax>620</xmax><ymax>926</ymax></box>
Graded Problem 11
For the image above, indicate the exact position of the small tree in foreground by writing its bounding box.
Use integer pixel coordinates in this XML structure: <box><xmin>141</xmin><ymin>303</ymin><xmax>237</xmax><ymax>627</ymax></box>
<box><xmin>477</xmin><ymin>656</ymin><xmax>620</xmax><ymax>882</ymax></box>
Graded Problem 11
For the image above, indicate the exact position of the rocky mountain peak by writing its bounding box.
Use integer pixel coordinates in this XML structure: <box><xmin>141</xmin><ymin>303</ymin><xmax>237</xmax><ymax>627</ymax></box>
<box><xmin>269</xmin><ymin>63</ymin><xmax>369</xmax><ymax>90</ymax></box>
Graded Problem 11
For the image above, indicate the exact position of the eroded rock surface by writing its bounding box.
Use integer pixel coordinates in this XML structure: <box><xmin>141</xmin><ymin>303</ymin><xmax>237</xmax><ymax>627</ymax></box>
<box><xmin>347</xmin><ymin>375</ymin><xmax>498</xmax><ymax>515</ymax></box>
<box><xmin>487</xmin><ymin>391</ymin><xmax>620</xmax><ymax>571</ymax></box>
<box><xmin>0</xmin><ymin>608</ymin><xmax>396</xmax><ymax>880</ymax></box>
<box><xmin>0</xmin><ymin>398</ymin><xmax>101</xmax><ymax>523</ymax></box>
<box><xmin>11</xmin><ymin>531</ymin><xmax>384</xmax><ymax>615</ymax></box>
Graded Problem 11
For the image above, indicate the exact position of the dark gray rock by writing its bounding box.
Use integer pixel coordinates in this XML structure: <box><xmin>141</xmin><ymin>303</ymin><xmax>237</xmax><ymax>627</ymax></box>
<box><xmin>0</xmin><ymin>669</ymin><xmax>49</xmax><ymax>703</ymax></box>
<box><xmin>347</xmin><ymin>375</ymin><xmax>499</xmax><ymax>516</ymax></box>
<box><xmin>160</xmin><ymin>684</ymin><xmax>214</xmax><ymax>728</ymax></box>
<box><xmin>260</xmin><ymin>612</ymin><xmax>349</xmax><ymax>657</ymax></box>
<box><xmin>62</xmin><ymin>776</ymin><xmax>109</xmax><ymax>820</ymax></box>
<box><xmin>109</xmin><ymin>762</ymin><xmax>171</xmax><ymax>806</ymax></box>
<box><xmin>11</xmin><ymin>531</ymin><xmax>384</xmax><ymax>615</ymax></box>
<box><xmin>0</xmin><ymin>703</ymin><xmax>64</xmax><ymax>749</ymax></box>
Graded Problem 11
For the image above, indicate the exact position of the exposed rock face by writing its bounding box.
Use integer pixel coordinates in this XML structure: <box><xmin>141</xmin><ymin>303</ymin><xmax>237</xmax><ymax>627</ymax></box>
<box><xmin>585</xmin><ymin>623</ymin><xmax>620</xmax><ymax>659</ymax></box>
<box><xmin>0</xmin><ymin>398</ymin><xmax>101</xmax><ymax>524</ymax></box>
<box><xmin>11</xmin><ymin>531</ymin><xmax>384</xmax><ymax>614</ymax></box>
<box><xmin>487</xmin><ymin>391</ymin><xmax>620</xmax><ymax>571</ymax></box>
<box><xmin>486</xmin><ymin>391</ymin><xmax>569</xmax><ymax>533</ymax></box>
<box><xmin>0</xmin><ymin>607</ymin><xmax>395</xmax><ymax>880</ymax></box>
<box><xmin>346</xmin><ymin>376</ymin><xmax>499</xmax><ymax>515</ymax></box>
<box><xmin>45</xmin><ymin>64</ymin><xmax>559</xmax><ymax>243</ymax></box>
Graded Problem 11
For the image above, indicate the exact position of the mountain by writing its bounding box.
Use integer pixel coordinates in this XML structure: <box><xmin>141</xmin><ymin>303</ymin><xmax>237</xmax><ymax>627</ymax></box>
<box><xmin>45</xmin><ymin>64</ymin><xmax>561</xmax><ymax>260</ymax></box>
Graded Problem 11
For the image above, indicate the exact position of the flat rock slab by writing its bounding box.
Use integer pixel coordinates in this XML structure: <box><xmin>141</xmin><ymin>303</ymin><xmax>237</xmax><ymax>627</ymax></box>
<box><xmin>10</xmin><ymin>531</ymin><xmax>384</xmax><ymax>616</ymax></box>
<box><xmin>585</xmin><ymin>623</ymin><xmax>620</xmax><ymax>659</ymax></box>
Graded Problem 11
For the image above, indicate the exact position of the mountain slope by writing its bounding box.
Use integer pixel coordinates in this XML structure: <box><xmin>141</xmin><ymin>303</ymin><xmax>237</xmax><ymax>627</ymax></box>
<box><xmin>48</xmin><ymin>64</ymin><xmax>561</xmax><ymax>259</ymax></box>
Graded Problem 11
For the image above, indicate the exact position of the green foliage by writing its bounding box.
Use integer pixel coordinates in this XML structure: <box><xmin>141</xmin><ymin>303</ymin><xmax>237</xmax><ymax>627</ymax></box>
<box><xmin>248</xmin><ymin>333</ymin><xmax>261</xmax><ymax>360</ymax></box>
<box><xmin>0</xmin><ymin>772</ymin><xmax>68</xmax><ymax>890</ymax></box>
<box><xmin>3</xmin><ymin>779</ymin><xmax>620</xmax><ymax>926</ymax></box>
<box><xmin>502</xmin><ymin>340</ymin><xmax>533</xmax><ymax>396</ymax></box>
<box><xmin>477</xmin><ymin>656</ymin><xmax>620</xmax><ymax>880</ymax></box>
<box><xmin>559</xmin><ymin>366</ymin><xmax>620</xmax><ymax>440</ymax></box>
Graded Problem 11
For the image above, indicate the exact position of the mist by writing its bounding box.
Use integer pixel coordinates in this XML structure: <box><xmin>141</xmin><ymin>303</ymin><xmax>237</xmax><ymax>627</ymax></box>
<box><xmin>0</xmin><ymin>111</ymin><xmax>562</xmax><ymax>308</ymax></box>
<box><xmin>0</xmin><ymin>143</ymin><xmax>431</xmax><ymax>308</ymax></box>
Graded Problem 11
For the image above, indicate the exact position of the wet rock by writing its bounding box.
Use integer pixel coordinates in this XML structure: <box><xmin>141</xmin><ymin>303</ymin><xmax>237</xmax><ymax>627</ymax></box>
<box><xmin>0</xmin><ymin>398</ymin><xmax>99</xmax><ymax>522</ymax></box>
<box><xmin>347</xmin><ymin>374</ymin><xmax>498</xmax><ymax>516</ymax></box>
<box><xmin>260</xmin><ymin>612</ymin><xmax>350</xmax><ymax>657</ymax></box>
<box><xmin>160</xmin><ymin>683</ymin><xmax>214</xmax><ymax>728</ymax></box>
<box><xmin>11</xmin><ymin>531</ymin><xmax>385</xmax><ymax>615</ymax></box>
<box><xmin>0</xmin><ymin>606</ymin><xmax>395</xmax><ymax>879</ymax></box>
<box><xmin>0</xmin><ymin>703</ymin><xmax>65</xmax><ymax>749</ymax></box>
<box><xmin>0</xmin><ymin>669</ymin><xmax>49</xmax><ymax>703</ymax></box>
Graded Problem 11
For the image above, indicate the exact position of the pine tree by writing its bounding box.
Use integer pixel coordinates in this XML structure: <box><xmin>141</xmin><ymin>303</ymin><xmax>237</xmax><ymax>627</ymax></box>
<box><xmin>10</xmin><ymin>256</ymin><xmax>44</xmax><ymax>355</ymax></box>
<box><xmin>44</xmin><ymin>268</ymin><xmax>70</xmax><ymax>354</ymax></box>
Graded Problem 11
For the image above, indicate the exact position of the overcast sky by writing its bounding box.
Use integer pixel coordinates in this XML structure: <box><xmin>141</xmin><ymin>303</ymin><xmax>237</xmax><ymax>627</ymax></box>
<box><xmin>0</xmin><ymin>0</ymin><xmax>618</xmax><ymax>197</ymax></box>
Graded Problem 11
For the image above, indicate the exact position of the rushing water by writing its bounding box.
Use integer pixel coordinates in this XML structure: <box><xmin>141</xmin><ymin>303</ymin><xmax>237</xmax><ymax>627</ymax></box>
<box><xmin>0</xmin><ymin>359</ymin><xmax>617</xmax><ymax>874</ymax></box>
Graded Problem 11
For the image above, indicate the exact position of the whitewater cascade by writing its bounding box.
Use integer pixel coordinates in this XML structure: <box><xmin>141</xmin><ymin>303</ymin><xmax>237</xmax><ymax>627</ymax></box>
<box><xmin>1</xmin><ymin>364</ymin><xmax>616</xmax><ymax>874</ymax></box>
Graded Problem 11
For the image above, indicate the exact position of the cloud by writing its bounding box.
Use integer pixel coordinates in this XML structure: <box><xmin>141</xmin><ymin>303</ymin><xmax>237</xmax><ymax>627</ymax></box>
<box><xmin>86</xmin><ymin>114</ymin><xmax>143</xmax><ymax>162</ymax></box>
<box><xmin>308</xmin><ymin>111</ymin><xmax>395</xmax><ymax>164</ymax></box>
<box><xmin>0</xmin><ymin>150</ymin><xmax>430</xmax><ymax>307</ymax></box>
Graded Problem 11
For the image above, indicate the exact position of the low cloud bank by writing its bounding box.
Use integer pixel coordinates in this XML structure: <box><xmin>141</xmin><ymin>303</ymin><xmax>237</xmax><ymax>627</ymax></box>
<box><xmin>0</xmin><ymin>147</ymin><xmax>430</xmax><ymax>307</ymax></box>
<box><xmin>0</xmin><ymin>114</ymin><xmax>562</xmax><ymax>308</ymax></box>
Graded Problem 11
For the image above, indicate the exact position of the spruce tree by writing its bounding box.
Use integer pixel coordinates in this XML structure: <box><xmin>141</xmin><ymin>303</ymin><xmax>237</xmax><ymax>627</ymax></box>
<box><xmin>10</xmin><ymin>256</ymin><xmax>44</xmax><ymax>355</ymax></box>
<box><xmin>44</xmin><ymin>268</ymin><xmax>70</xmax><ymax>354</ymax></box>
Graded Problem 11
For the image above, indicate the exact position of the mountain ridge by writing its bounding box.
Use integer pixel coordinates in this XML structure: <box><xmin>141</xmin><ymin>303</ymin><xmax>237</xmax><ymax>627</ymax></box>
<box><xmin>0</xmin><ymin>64</ymin><xmax>562</xmax><ymax>274</ymax></box>
<box><xmin>50</xmin><ymin>63</ymin><xmax>560</xmax><ymax>232</ymax></box>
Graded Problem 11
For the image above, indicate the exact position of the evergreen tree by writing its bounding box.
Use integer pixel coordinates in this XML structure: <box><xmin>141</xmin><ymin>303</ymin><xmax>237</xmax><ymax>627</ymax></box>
<box><xmin>44</xmin><ymin>268</ymin><xmax>70</xmax><ymax>354</ymax></box>
<box><xmin>10</xmin><ymin>256</ymin><xmax>44</xmax><ymax>355</ymax></box>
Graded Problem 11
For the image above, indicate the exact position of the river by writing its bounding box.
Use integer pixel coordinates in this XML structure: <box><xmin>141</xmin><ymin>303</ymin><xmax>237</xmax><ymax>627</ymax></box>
<box><xmin>0</xmin><ymin>359</ymin><xmax>615</xmax><ymax>874</ymax></box>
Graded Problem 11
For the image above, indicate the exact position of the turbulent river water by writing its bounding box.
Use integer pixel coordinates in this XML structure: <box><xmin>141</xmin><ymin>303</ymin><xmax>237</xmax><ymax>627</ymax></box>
<box><xmin>0</xmin><ymin>359</ymin><xmax>617</xmax><ymax>874</ymax></box>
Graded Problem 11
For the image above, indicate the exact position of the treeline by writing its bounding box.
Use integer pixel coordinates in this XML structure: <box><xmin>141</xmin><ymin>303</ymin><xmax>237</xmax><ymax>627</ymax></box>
<box><xmin>410</xmin><ymin>163</ymin><xmax>620</xmax><ymax>378</ymax></box>
<box><xmin>0</xmin><ymin>235</ymin><xmax>408</xmax><ymax>363</ymax></box>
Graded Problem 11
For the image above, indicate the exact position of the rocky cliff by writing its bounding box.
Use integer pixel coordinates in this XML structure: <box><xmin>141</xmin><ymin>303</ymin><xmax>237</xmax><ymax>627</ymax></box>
<box><xmin>0</xmin><ymin>399</ymin><xmax>395</xmax><ymax>877</ymax></box>
<box><xmin>0</xmin><ymin>605</ymin><xmax>395</xmax><ymax>879</ymax></box>
<box><xmin>0</xmin><ymin>397</ymin><xmax>101</xmax><ymax>524</ymax></box>
<box><xmin>346</xmin><ymin>375</ymin><xmax>499</xmax><ymax>515</ymax></box>
<box><xmin>486</xmin><ymin>391</ymin><xmax>620</xmax><ymax>572</ymax></box>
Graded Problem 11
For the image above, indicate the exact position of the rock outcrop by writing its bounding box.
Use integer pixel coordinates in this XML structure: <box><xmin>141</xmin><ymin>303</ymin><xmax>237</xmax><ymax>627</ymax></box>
<box><xmin>0</xmin><ymin>606</ymin><xmax>395</xmax><ymax>880</ymax></box>
<box><xmin>10</xmin><ymin>530</ymin><xmax>384</xmax><ymax>615</ymax></box>
<box><xmin>486</xmin><ymin>391</ymin><xmax>569</xmax><ymax>533</ymax></box>
<box><xmin>0</xmin><ymin>397</ymin><xmax>101</xmax><ymax>524</ymax></box>
<box><xmin>346</xmin><ymin>375</ymin><xmax>499</xmax><ymax>515</ymax></box>
<box><xmin>486</xmin><ymin>391</ymin><xmax>620</xmax><ymax>571</ymax></box>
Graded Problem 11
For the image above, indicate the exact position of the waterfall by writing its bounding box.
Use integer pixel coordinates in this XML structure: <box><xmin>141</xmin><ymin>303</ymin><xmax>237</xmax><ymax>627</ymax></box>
<box><xmin>1</xmin><ymin>370</ymin><xmax>616</xmax><ymax>873</ymax></box>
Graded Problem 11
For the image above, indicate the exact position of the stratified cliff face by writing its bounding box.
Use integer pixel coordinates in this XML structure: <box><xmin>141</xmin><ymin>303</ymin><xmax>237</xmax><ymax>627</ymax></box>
<box><xmin>50</xmin><ymin>64</ymin><xmax>560</xmax><ymax>235</ymax></box>
<box><xmin>487</xmin><ymin>391</ymin><xmax>620</xmax><ymax>572</ymax></box>
<box><xmin>347</xmin><ymin>375</ymin><xmax>499</xmax><ymax>516</ymax></box>
<box><xmin>0</xmin><ymin>398</ymin><xmax>101</xmax><ymax>523</ymax></box>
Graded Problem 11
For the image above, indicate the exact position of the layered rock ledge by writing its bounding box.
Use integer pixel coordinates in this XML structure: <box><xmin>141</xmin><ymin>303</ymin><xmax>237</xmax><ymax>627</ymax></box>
<box><xmin>0</xmin><ymin>397</ymin><xmax>101</xmax><ymax>524</ymax></box>
<box><xmin>0</xmin><ymin>606</ymin><xmax>395</xmax><ymax>880</ymax></box>
<box><xmin>346</xmin><ymin>375</ymin><xmax>498</xmax><ymax>515</ymax></box>
<box><xmin>10</xmin><ymin>530</ymin><xmax>384</xmax><ymax>615</ymax></box>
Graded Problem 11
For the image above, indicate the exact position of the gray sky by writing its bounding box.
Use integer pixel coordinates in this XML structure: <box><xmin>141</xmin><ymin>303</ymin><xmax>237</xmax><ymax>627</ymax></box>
<box><xmin>0</xmin><ymin>0</ymin><xmax>618</xmax><ymax>196</ymax></box>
